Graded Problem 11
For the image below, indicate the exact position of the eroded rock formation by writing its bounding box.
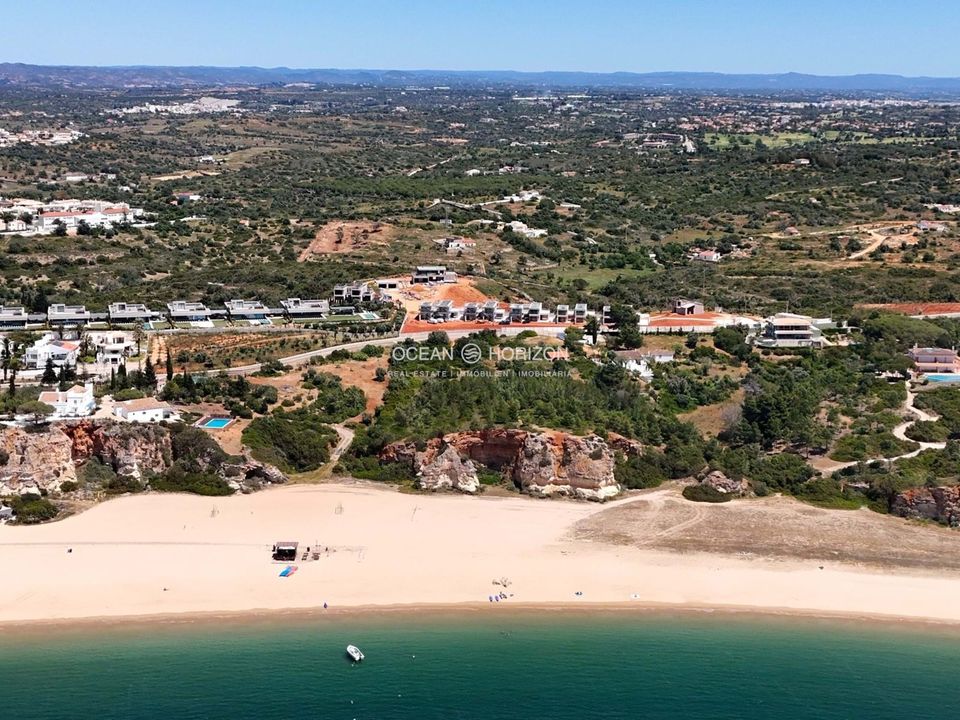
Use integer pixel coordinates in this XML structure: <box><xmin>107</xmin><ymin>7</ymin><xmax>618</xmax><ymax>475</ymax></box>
<box><xmin>891</xmin><ymin>486</ymin><xmax>960</xmax><ymax>527</ymax></box>
<box><xmin>382</xmin><ymin>429</ymin><xmax>620</xmax><ymax>500</ymax></box>
<box><xmin>0</xmin><ymin>420</ymin><xmax>286</xmax><ymax>498</ymax></box>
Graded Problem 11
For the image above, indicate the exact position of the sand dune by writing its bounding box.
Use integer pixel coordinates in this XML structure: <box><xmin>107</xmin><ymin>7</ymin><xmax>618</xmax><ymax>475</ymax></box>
<box><xmin>3</xmin><ymin>483</ymin><xmax>960</xmax><ymax>625</ymax></box>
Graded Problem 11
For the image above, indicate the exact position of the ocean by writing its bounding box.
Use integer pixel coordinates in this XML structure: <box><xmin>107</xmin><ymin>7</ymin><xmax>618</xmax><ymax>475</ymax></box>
<box><xmin>3</xmin><ymin>610</ymin><xmax>959</xmax><ymax>719</ymax></box>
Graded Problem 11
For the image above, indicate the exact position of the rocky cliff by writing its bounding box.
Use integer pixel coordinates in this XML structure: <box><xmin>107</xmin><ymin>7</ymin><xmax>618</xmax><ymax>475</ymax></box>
<box><xmin>382</xmin><ymin>429</ymin><xmax>620</xmax><ymax>500</ymax></box>
<box><xmin>0</xmin><ymin>420</ymin><xmax>285</xmax><ymax>498</ymax></box>
<box><xmin>891</xmin><ymin>486</ymin><xmax>960</xmax><ymax>527</ymax></box>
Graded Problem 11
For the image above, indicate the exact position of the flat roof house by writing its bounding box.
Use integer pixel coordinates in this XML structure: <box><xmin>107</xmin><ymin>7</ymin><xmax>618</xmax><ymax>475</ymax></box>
<box><xmin>281</xmin><ymin>298</ymin><xmax>330</xmax><ymax>319</ymax></box>
<box><xmin>47</xmin><ymin>303</ymin><xmax>91</xmax><ymax>326</ymax></box>
<box><xmin>411</xmin><ymin>265</ymin><xmax>448</xmax><ymax>284</ymax></box>
<box><xmin>333</xmin><ymin>282</ymin><xmax>376</xmax><ymax>303</ymax></box>
<box><xmin>555</xmin><ymin>304</ymin><xmax>571</xmax><ymax>323</ymax></box>
<box><xmin>167</xmin><ymin>300</ymin><xmax>212</xmax><ymax>323</ymax></box>
<box><xmin>753</xmin><ymin>313</ymin><xmax>824</xmax><ymax>349</ymax></box>
<box><xmin>108</xmin><ymin>302</ymin><xmax>155</xmax><ymax>323</ymax></box>
<box><xmin>479</xmin><ymin>300</ymin><xmax>499</xmax><ymax>321</ymax></box>
<box><xmin>573</xmin><ymin>303</ymin><xmax>588</xmax><ymax>323</ymax></box>
<box><xmin>224</xmin><ymin>299</ymin><xmax>271</xmax><ymax>321</ymax></box>
<box><xmin>0</xmin><ymin>305</ymin><xmax>28</xmax><ymax>329</ymax></box>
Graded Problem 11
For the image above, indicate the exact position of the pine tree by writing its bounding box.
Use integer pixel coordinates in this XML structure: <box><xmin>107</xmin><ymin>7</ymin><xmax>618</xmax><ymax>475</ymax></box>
<box><xmin>144</xmin><ymin>357</ymin><xmax>157</xmax><ymax>389</ymax></box>
<box><xmin>42</xmin><ymin>358</ymin><xmax>58</xmax><ymax>384</ymax></box>
<box><xmin>165</xmin><ymin>351</ymin><xmax>174</xmax><ymax>378</ymax></box>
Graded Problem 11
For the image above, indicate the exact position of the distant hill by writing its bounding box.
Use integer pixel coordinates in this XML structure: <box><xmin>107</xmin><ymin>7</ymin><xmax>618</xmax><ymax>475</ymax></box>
<box><xmin>2</xmin><ymin>63</ymin><xmax>960</xmax><ymax>94</ymax></box>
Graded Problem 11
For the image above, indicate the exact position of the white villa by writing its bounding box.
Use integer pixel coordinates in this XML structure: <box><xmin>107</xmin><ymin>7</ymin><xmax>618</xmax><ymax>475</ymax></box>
<box><xmin>85</xmin><ymin>330</ymin><xmax>136</xmax><ymax>366</ymax></box>
<box><xmin>38</xmin><ymin>383</ymin><xmax>95</xmax><ymax>418</ymax></box>
<box><xmin>24</xmin><ymin>336</ymin><xmax>80</xmax><ymax>369</ymax></box>
<box><xmin>113</xmin><ymin>398</ymin><xmax>180</xmax><ymax>423</ymax></box>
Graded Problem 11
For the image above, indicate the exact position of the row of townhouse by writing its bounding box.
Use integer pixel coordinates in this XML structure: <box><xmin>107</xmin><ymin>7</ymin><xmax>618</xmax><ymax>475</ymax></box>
<box><xmin>418</xmin><ymin>299</ymin><xmax>611</xmax><ymax>326</ymax></box>
<box><xmin>0</xmin><ymin>293</ymin><xmax>377</xmax><ymax>330</ymax></box>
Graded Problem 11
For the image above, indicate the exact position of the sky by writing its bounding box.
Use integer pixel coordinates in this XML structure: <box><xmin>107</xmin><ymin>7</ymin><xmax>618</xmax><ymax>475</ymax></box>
<box><xmin>4</xmin><ymin>0</ymin><xmax>960</xmax><ymax>76</ymax></box>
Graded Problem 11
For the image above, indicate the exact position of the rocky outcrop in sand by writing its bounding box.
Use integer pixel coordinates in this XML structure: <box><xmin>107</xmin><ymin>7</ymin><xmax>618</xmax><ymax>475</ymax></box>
<box><xmin>891</xmin><ymin>486</ymin><xmax>960</xmax><ymax>527</ymax></box>
<box><xmin>382</xmin><ymin>429</ymin><xmax>620</xmax><ymax>500</ymax></box>
<box><xmin>416</xmin><ymin>444</ymin><xmax>480</xmax><ymax>493</ymax></box>
<box><xmin>698</xmin><ymin>469</ymin><xmax>750</xmax><ymax>496</ymax></box>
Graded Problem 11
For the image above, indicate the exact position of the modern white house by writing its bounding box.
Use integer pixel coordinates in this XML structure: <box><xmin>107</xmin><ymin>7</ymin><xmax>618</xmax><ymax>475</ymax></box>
<box><xmin>167</xmin><ymin>301</ymin><xmax>212</xmax><ymax>323</ymax></box>
<box><xmin>411</xmin><ymin>266</ymin><xmax>456</xmax><ymax>284</ymax></box>
<box><xmin>0</xmin><ymin>304</ymin><xmax>28</xmax><ymax>329</ymax></box>
<box><xmin>224</xmin><ymin>299</ymin><xmax>271</xmax><ymax>322</ymax></box>
<box><xmin>24</xmin><ymin>336</ymin><xmax>80</xmax><ymax>369</ymax></box>
<box><xmin>281</xmin><ymin>298</ymin><xmax>330</xmax><ymax>320</ymax></box>
<box><xmin>38</xmin><ymin>383</ymin><xmax>95</xmax><ymax>418</ymax></box>
<box><xmin>84</xmin><ymin>330</ymin><xmax>136</xmax><ymax>366</ymax></box>
<box><xmin>333</xmin><ymin>282</ymin><xmax>377</xmax><ymax>303</ymax></box>
<box><xmin>108</xmin><ymin>302</ymin><xmax>156</xmax><ymax>324</ymax></box>
<box><xmin>113</xmin><ymin>398</ymin><xmax>181</xmax><ymax>423</ymax></box>
<box><xmin>751</xmin><ymin>313</ymin><xmax>833</xmax><ymax>349</ymax></box>
<box><xmin>47</xmin><ymin>303</ymin><xmax>91</xmax><ymax>327</ymax></box>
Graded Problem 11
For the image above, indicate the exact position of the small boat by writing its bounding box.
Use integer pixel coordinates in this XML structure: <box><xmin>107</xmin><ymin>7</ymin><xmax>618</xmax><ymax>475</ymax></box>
<box><xmin>346</xmin><ymin>644</ymin><xmax>365</xmax><ymax>662</ymax></box>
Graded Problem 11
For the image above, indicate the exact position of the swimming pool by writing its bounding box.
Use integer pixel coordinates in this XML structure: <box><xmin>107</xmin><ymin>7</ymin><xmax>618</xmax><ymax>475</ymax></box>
<box><xmin>926</xmin><ymin>373</ymin><xmax>960</xmax><ymax>383</ymax></box>
<box><xmin>200</xmin><ymin>417</ymin><xmax>233</xmax><ymax>429</ymax></box>
<box><xmin>359</xmin><ymin>311</ymin><xmax>380</xmax><ymax>321</ymax></box>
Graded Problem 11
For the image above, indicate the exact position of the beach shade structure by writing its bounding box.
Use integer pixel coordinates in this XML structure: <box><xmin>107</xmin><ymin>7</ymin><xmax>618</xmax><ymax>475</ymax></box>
<box><xmin>272</xmin><ymin>541</ymin><xmax>298</xmax><ymax>562</ymax></box>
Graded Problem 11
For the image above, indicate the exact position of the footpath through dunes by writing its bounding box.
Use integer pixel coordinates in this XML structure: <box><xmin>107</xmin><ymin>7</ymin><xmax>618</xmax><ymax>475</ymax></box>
<box><xmin>573</xmin><ymin>484</ymin><xmax>960</xmax><ymax>572</ymax></box>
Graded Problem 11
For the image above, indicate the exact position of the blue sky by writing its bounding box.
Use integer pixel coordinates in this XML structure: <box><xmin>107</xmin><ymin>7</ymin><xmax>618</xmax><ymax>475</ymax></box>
<box><xmin>5</xmin><ymin>0</ymin><xmax>959</xmax><ymax>76</ymax></box>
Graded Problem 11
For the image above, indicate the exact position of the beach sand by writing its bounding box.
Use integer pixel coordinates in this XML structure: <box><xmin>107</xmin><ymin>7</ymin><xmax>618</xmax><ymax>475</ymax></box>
<box><xmin>3</xmin><ymin>482</ymin><xmax>960</xmax><ymax>626</ymax></box>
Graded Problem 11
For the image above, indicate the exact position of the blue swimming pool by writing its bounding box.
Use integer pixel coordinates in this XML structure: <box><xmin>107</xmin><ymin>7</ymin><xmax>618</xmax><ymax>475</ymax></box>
<box><xmin>201</xmin><ymin>417</ymin><xmax>233</xmax><ymax>429</ymax></box>
<box><xmin>926</xmin><ymin>373</ymin><xmax>960</xmax><ymax>383</ymax></box>
<box><xmin>359</xmin><ymin>311</ymin><xmax>380</xmax><ymax>321</ymax></box>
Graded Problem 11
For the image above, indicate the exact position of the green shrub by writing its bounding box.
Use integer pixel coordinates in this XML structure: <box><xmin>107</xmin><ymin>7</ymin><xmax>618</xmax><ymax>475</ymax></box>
<box><xmin>682</xmin><ymin>484</ymin><xmax>732</xmax><ymax>503</ymax></box>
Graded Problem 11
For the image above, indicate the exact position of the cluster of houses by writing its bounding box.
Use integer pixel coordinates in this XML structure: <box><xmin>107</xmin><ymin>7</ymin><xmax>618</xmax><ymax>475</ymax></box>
<box><xmin>0</xmin><ymin>198</ymin><xmax>144</xmax><ymax>234</ymax></box>
<box><xmin>21</xmin><ymin>330</ymin><xmax>139</xmax><ymax>371</ymax></box>
<box><xmin>0</xmin><ymin>288</ymin><xmax>393</xmax><ymax>332</ymax></box>
<box><xmin>30</xmin><ymin>381</ymin><xmax>180</xmax><ymax>423</ymax></box>
<box><xmin>418</xmin><ymin>299</ymin><xmax>610</xmax><ymax>326</ymax></box>
<box><xmin>0</xmin><ymin>127</ymin><xmax>83</xmax><ymax>148</ymax></box>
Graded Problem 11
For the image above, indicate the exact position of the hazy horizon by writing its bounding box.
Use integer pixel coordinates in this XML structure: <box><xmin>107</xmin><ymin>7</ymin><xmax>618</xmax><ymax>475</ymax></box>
<box><xmin>4</xmin><ymin>0</ymin><xmax>960</xmax><ymax>77</ymax></box>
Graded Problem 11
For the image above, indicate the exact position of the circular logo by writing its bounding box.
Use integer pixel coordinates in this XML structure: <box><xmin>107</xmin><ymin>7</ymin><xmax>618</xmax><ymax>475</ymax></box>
<box><xmin>460</xmin><ymin>343</ymin><xmax>482</xmax><ymax>365</ymax></box>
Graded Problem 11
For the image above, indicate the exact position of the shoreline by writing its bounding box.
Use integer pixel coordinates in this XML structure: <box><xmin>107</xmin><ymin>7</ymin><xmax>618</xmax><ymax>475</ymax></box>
<box><xmin>8</xmin><ymin>599</ymin><xmax>960</xmax><ymax>636</ymax></box>
<box><xmin>6</xmin><ymin>483</ymin><xmax>960</xmax><ymax>631</ymax></box>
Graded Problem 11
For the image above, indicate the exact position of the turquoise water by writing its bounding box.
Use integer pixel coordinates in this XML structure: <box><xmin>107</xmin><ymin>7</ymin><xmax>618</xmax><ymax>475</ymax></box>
<box><xmin>925</xmin><ymin>373</ymin><xmax>960</xmax><ymax>383</ymax></box>
<box><xmin>201</xmin><ymin>417</ymin><xmax>232</xmax><ymax>429</ymax></box>
<box><xmin>2</xmin><ymin>612</ymin><xmax>959</xmax><ymax>719</ymax></box>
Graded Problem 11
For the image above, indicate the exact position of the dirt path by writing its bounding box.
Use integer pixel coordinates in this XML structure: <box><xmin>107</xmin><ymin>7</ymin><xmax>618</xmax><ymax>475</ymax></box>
<box><xmin>810</xmin><ymin>380</ymin><xmax>946</xmax><ymax>473</ymax></box>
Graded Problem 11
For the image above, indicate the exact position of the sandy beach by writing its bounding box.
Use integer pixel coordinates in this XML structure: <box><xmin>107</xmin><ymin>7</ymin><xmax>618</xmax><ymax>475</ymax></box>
<box><xmin>4</xmin><ymin>482</ymin><xmax>960</xmax><ymax>626</ymax></box>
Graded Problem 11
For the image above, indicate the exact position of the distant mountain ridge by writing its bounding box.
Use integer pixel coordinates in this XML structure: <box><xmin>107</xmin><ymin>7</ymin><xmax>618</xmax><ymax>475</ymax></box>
<box><xmin>2</xmin><ymin>63</ymin><xmax>960</xmax><ymax>93</ymax></box>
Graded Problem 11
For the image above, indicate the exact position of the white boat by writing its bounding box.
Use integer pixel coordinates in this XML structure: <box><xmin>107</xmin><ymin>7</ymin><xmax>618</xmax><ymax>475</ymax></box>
<box><xmin>346</xmin><ymin>644</ymin><xmax>364</xmax><ymax>662</ymax></box>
